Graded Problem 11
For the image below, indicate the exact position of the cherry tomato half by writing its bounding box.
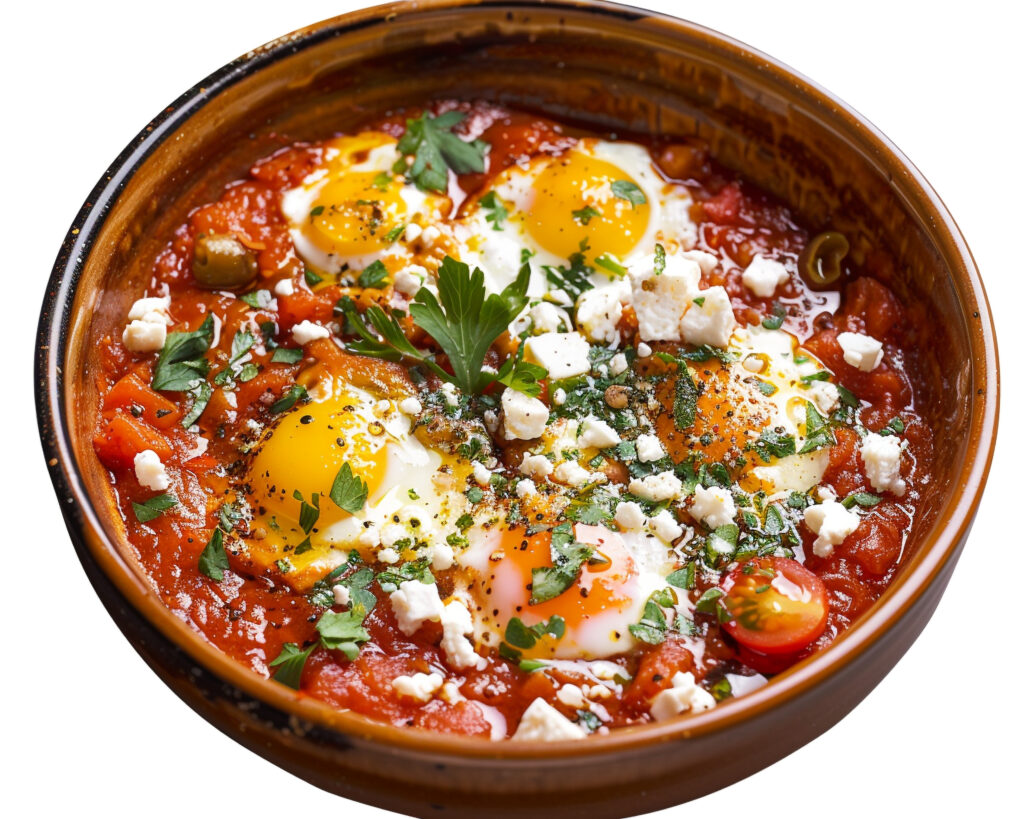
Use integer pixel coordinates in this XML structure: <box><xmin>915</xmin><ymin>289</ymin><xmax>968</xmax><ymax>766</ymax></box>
<box><xmin>720</xmin><ymin>557</ymin><xmax>829</xmax><ymax>655</ymax></box>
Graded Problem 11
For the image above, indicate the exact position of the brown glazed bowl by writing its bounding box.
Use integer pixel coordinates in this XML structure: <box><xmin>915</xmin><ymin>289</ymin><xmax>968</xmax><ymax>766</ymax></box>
<box><xmin>36</xmin><ymin>1</ymin><xmax>997</xmax><ymax>816</ymax></box>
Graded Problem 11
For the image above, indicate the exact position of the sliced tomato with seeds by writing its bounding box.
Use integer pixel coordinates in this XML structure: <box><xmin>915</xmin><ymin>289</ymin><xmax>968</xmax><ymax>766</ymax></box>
<box><xmin>720</xmin><ymin>557</ymin><xmax>829</xmax><ymax>655</ymax></box>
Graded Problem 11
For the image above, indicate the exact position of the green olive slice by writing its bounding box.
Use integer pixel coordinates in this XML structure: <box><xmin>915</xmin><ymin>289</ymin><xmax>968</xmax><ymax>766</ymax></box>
<box><xmin>798</xmin><ymin>231</ymin><xmax>849</xmax><ymax>289</ymax></box>
<box><xmin>193</xmin><ymin>233</ymin><xmax>259</xmax><ymax>290</ymax></box>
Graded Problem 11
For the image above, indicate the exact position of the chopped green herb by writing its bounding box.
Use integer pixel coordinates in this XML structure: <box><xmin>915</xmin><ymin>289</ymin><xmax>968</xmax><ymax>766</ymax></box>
<box><xmin>666</xmin><ymin>562</ymin><xmax>696</xmax><ymax>590</ymax></box>
<box><xmin>762</xmin><ymin>302</ymin><xmax>787</xmax><ymax>330</ymax></box>
<box><xmin>329</xmin><ymin>463</ymin><xmax>368</xmax><ymax>514</ymax></box>
<box><xmin>798</xmin><ymin>401</ymin><xmax>836</xmax><ymax>454</ymax></box>
<box><xmin>879</xmin><ymin>416</ymin><xmax>906</xmax><ymax>436</ymax></box>
<box><xmin>358</xmin><ymin>260</ymin><xmax>390</xmax><ymax>289</ymax></box>
<box><xmin>310</xmin><ymin>205</ymin><xmax>325</xmax><ymax>217</ymax></box>
<box><xmin>842</xmin><ymin>491</ymin><xmax>882</xmax><ymax>509</ymax></box>
<box><xmin>271</xmin><ymin>347</ymin><xmax>304</xmax><ymax>364</ymax></box>
<box><xmin>496</xmin><ymin>342</ymin><xmax>547</xmax><ymax>397</ymax></box>
<box><xmin>132</xmin><ymin>493</ymin><xmax>178</xmax><ymax>523</ymax></box>
<box><xmin>269</xmin><ymin>383</ymin><xmax>307</xmax><ymax>414</ymax></box>
<box><xmin>198</xmin><ymin>527</ymin><xmax>229</xmax><ymax>582</ymax></box>
<box><xmin>304</xmin><ymin>268</ymin><xmax>323</xmax><ymax>287</ymax></box>
<box><xmin>653</xmin><ymin>243</ymin><xmax>666</xmax><ymax>275</ymax></box>
<box><xmin>479</xmin><ymin>191</ymin><xmax>508</xmax><ymax>230</ymax></box>
<box><xmin>611</xmin><ymin>179</ymin><xmax>647</xmax><ymax>208</ymax></box>
<box><xmin>268</xmin><ymin>642</ymin><xmax>317</xmax><ymax>689</ymax></box>
<box><xmin>396</xmin><ymin>110</ymin><xmax>488</xmax><ymax>193</ymax></box>
<box><xmin>572</xmin><ymin>205</ymin><xmax>601</xmax><ymax>225</ymax></box>
<box><xmin>594</xmin><ymin>253</ymin><xmax>628</xmax><ymax>277</ymax></box>
<box><xmin>385</xmin><ymin>223</ymin><xmax>406</xmax><ymax>243</ymax></box>
<box><xmin>530</xmin><ymin>523</ymin><xmax>593</xmax><ymax>604</ymax></box>
<box><xmin>316</xmin><ymin>608</ymin><xmax>371</xmax><ymax>661</ymax></box>
<box><xmin>152</xmin><ymin>315</ymin><xmax>213</xmax><ymax>392</ymax></box>
<box><xmin>239</xmin><ymin>289</ymin><xmax>273</xmax><ymax>309</ymax></box>
<box><xmin>747</xmin><ymin>429</ymin><xmax>796</xmax><ymax>463</ymax></box>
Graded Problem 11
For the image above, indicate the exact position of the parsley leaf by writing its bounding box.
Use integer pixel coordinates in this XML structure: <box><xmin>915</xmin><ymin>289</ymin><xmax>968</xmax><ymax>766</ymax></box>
<box><xmin>479</xmin><ymin>191</ymin><xmax>508</xmax><ymax>230</ymax></box>
<box><xmin>762</xmin><ymin>302</ymin><xmax>787</xmax><ymax>330</ymax></box>
<box><xmin>316</xmin><ymin>608</ymin><xmax>371</xmax><ymax>661</ymax></box>
<box><xmin>654</xmin><ymin>242</ymin><xmax>666</xmax><ymax>275</ymax></box>
<box><xmin>330</xmin><ymin>463</ymin><xmax>368</xmax><ymax>514</ymax></box>
<box><xmin>271</xmin><ymin>347</ymin><xmax>303</xmax><ymax>364</ymax></box>
<box><xmin>239</xmin><ymin>289</ymin><xmax>273</xmax><ymax>309</ymax></box>
<box><xmin>410</xmin><ymin>256</ymin><xmax>530</xmax><ymax>395</ymax></box>
<box><xmin>152</xmin><ymin>315</ymin><xmax>214</xmax><ymax>392</ymax></box>
<box><xmin>198</xmin><ymin>527</ymin><xmax>229</xmax><ymax>582</ymax></box>
<box><xmin>358</xmin><ymin>260</ymin><xmax>390</xmax><ymax>289</ymax></box>
<box><xmin>629</xmin><ymin>589</ymin><xmax>675</xmax><ymax>644</ymax></box>
<box><xmin>842</xmin><ymin>491</ymin><xmax>882</xmax><ymax>509</ymax></box>
<box><xmin>530</xmin><ymin>523</ymin><xmax>593</xmax><ymax>604</ymax></box>
<box><xmin>294</xmin><ymin>490</ymin><xmax>320</xmax><ymax>534</ymax></box>
<box><xmin>747</xmin><ymin>428</ymin><xmax>797</xmax><ymax>463</ymax></box>
<box><xmin>572</xmin><ymin>205</ymin><xmax>601</xmax><ymax>225</ymax></box>
<box><xmin>543</xmin><ymin>240</ymin><xmax>594</xmax><ymax>302</ymax></box>
<box><xmin>879</xmin><ymin>416</ymin><xmax>906</xmax><ymax>436</ymax></box>
<box><xmin>132</xmin><ymin>493</ymin><xmax>178</xmax><ymax>523</ymax></box>
<box><xmin>495</xmin><ymin>343</ymin><xmax>547</xmax><ymax>397</ymax></box>
<box><xmin>500</xmin><ymin>615</ymin><xmax>566</xmax><ymax>661</ymax></box>
<box><xmin>799</xmin><ymin>401</ymin><xmax>836</xmax><ymax>454</ymax></box>
<box><xmin>268</xmin><ymin>642</ymin><xmax>317</xmax><ymax>689</ymax></box>
<box><xmin>611</xmin><ymin>179</ymin><xmax>647</xmax><ymax>208</ymax></box>
<box><xmin>269</xmin><ymin>383</ymin><xmax>307</xmax><ymax>414</ymax></box>
<box><xmin>396</xmin><ymin>110</ymin><xmax>488</xmax><ymax>193</ymax></box>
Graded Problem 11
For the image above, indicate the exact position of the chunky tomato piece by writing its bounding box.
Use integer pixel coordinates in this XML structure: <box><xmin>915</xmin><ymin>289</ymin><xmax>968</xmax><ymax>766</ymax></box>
<box><xmin>721</xmin><ymin>557</ymin><xmax>829</xmax><ymax>655</ymax></box>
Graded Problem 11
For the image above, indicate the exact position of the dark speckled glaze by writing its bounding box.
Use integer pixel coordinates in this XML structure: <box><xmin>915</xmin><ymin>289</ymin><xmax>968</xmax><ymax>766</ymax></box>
<box><xmin>36</xmin><ymin>2</ymin><xmax>998</xmax><ymax>816</ymax></box>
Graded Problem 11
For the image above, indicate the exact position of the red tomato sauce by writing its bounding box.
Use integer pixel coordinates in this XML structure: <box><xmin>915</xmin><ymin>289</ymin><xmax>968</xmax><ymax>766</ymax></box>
<box><xmin>92</xmin><ymin>101</ymin><xmax>934</xmax><ymax>737</ymax></box>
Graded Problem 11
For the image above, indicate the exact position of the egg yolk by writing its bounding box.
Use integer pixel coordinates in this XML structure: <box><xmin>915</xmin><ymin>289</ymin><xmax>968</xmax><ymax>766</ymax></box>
<box><xmin>305</xmin><ymin>171</ymin><xmax>408</xmax><ymax>260</ymax></box>
<box><xmin>247</xmin><ymin>389</ymin><xmax>390</xmax><ymax>531</ymax></box>
<box><xmin>523</xmin><ymin>153</ymin><xmax>650</xmax><ymax>262</ymax></box>
<box><xmin>479</xmin><ymin>523</ymin><xmax>640</xmax><ymax>659</ymax></box>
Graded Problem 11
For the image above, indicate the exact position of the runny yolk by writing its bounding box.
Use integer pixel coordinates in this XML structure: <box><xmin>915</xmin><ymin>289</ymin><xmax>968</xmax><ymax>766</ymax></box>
<box><xmin>523</xmin><ymin>154</ymin><xmax>650</xmax><ymax>262</ymax></box>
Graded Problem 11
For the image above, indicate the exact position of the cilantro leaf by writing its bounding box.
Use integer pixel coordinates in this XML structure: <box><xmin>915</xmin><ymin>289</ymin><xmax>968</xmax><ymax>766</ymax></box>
<box><xmin>329</xmin><ymin>463</ymin><xmax>368</xmax><ymax>514</ymax></box>
<box><xmin>654</xmin><ymin>242</ymin><xmax>666</xmax><ymax>275</ymax></box>
<box><xmin>572</xmin><ymin>205</ymin><xmax>601</xmax><ymax>225</ymax></box>
<box><xmin>496</xmin><ymin>343</ymin><xmax>547</xmax><ymax>397</ymax></box>
<box><xmin>268</xmin><ymin>642</ymin><xmax>317</xmax><ymax>689</ymax></box>
<box><xmin>799</xmin><ymin>401</ymin><xmax>836</xmax><ymax>454</ymax></box>
<box><xmin>762</xmin><ymin>302</ymin><xmax>787</xmax><ymax>330</ymax></box>
<box><xmin>747</xmin><ymin>428</ymin><xmax>797</xmax><ymax>463</ymax></box>
<box><xmin>198</xmin><ymin>527</ymin><xmax>229</xmax><ymax>581</ymax></box>
<box><xmin>842</xmin><ymin>491</ymin><xmax>882</xmax><ymax>509</ymax></box>
<box><xmin>410</xmin><ymin>255</ymin><xmax>530</xmax><ymax>395</ymax></box>
<box><xmin>132</xmin><ymin>493</ymin><xmax>178</xmax><ymax>523</ymax></box>
<box><xmin>530</xmin><ymin>523</ymin><xmax>593</xmax><ymax>604</ymax></box>
<box><xmin>358</xmin><ymin>260</ymin><xmax>390</xmax><ymax>289</ymax></box>
<box><xmin>396</xmin><ymin>111</ymin><xmax>488</xmax><ymax>193</ymax></box>
<box><xmin>271</xmin><ymin>347</ymin><xmax>303</xmax><ymax>364</ymax></box>
<box><xmin>151</xmin><ymin>315</ymin><xmax>214</xmax><ymax>392</ymax></box>
<box><xmin>269</xmin><ymin>383</ymin><xmax>307</xmax><ymax>414</ymax></box>
<box><xmin>543</xmin><ymin>240</ymin><xmax>593</xmax><ymax>302</ymax></box>
<box><xmin>611</xmin><ymin>179</ymin><xmax>647</xmax><ymax>208</ymax></box>
<box><xmin>316</xmin><ymin>608</ymin><xmax>371</xmax><ymax>661</ymax></box>
<box><xmin>479</xmin><ymin>191</ymin><xmax>508</xmax><ymax>230</ymax></box>
<box><xmin>335</xmin><ymin>296</ymin><xmax>449</xmax><ymax>380</ymax></box>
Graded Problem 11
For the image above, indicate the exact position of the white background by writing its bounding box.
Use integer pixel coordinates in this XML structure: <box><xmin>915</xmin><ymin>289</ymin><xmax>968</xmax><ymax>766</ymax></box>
<box><xmin>5</xmin><ymin>1</ymin><xmax>1021</xmax><ymax>816</ymax></box>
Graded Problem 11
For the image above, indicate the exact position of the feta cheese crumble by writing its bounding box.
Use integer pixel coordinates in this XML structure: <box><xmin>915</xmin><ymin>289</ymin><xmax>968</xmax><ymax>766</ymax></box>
<box><xmin>523</xmin><ymin>332</ymin><xmax>592</xmax><ymax>380</ymax></box>
<box><xmin>860</xmin><ymin>432</ymin><xmax>906</xmax><ymax>495</ymax></box>
<box><xmin>502</xmin><ymin>389</ymin><xmax>550</xmax><ymax>440</ymax></box>
<box><xmin>292</xmin><ymin>320</ymin><xmax>331</xmax><ymax>345</ymax></box>
<box><xmin>392</xmin><ymin>672</ymin><xmax>444</xmax><ymax>703</ymax></box>
<box><xmin>629</xmin><ymin>252</ymin><xmax>701</xmax><ymax>341</ymax></box>
<box><xmin>837</xmin><ymin>331</ymin><xmax>884</xmax><ymax>372</ymax></box>
<box><xmin>679</xmin><ymin>286</ymin><xmax>736</xmax><ymax>348</ymax></box>
<box><xmin>803</xmin><ymin>499</ymin><xmax>861</xmax><ymax>558</ymax></box>
<box><xmin>628</xmin><ymin>471</ymin><xmax>683</xmax><ymax>502</ymax></box>
<box><xmin>578</xmin><ymin>416</ymin><xmax>621</xmax><ymax>449</ymax></box>
<box><xmin>635</xmin><ymin>433</ymin><xmax>666</xmax><ymax>463</ymax></box>
<box><xmin>389</xmin><ymin>580</ymin><xmax>445</xmax><ymax>635</ymax></box>
<box><xmin>519</xmin><ymin>454</ymin><xmax>554</xmax><ymax>479</ymax></box>
<box><xmin>741</xmin><ymin>255</ymin><xmax>790</xmax><ymax>298</ymax></box>
<box><xmin>649</xmin><ymin>672</ymin><xmax>716</xmax><ymax>721</ymax></box>
<box><xmin>511</xmin><ymin>698</ymin><xmax>586</xmax><ymax>741</ymax></box>
<box><xmin>689</xmin><ymin>484</ymin><xmax>737</xmax><ymax>529</ymax></box>
<box><xmin>133</xmin><ymin>449</ymin><xmax>169</xmax><ymax>491</ymax></box>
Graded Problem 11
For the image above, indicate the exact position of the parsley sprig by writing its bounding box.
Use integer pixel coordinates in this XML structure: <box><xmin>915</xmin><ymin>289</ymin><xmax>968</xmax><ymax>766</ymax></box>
<box><xmin>395</xmin><ymin>111</ymin><xmax>488</xmax><ymax>193</ymax></box>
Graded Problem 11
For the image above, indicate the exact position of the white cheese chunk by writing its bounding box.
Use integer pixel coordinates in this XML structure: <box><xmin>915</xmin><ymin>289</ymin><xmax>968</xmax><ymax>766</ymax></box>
<box><xmin>524</xmin><ymin>332</ymin><xmax>591</xmax><ymax>380</ymax></box>
<box><xmin>393</xmin><ymin>264</ymin><xmax>428</xmax><ymax>296</ymax></box>
<box><xmin>552</xmin><ymin>388</ymin><xmax>567</xmax><ymax>406</ymax></box>
<box><xmin>122</xmin><ymin>319</ymin><xmax>167</xmax><ymax>352</ymax></box>
<box><xmin>807</xmin><ymin>380</ymin><xmax>841</xmax><ymax>414</ymax></box>
<box><xmin>741</xmin><ymin>255</ymin><xmax>790</xmax><ymax>298</ymax></box>
<box><xmin>860</xmin><ymin>432</ymin><xmax>906</xmax><ymax>496</ymax></box>
<box><xmin>689</xmin><ymin>484</ymin><xmax>737</xmax><ymax>529</ymax></box>
<box><xmin>389</xmin><ymin>580</ymin><xmax>445</xmax><ymax>635</ymax></box>
<box><xmin>392</xmin><ymin>672</ymin><xmax>444</xmax><ymax>703</ymax></box>
<box><xmin>553</xmin><ymin>460</ymin><xmax>594</xmax><ymax>487</ymax></box>
<box><xmin>439</xmin><ymin>600</ymin><xmax>486</xmax><ymax>670</ymax></box>
<box><xmin>292</xmin><ymin>320</ymin><xmax>331</xmax><ymax>345</ymax></box>
<box><xmin>635</xmin><ymin>433</ymin><xmax>666</xmax><ymax>463</ymax></box>
<box><xmin>403</xmin><ymin>222</ymin><xmax>423</xmax><ymax>242</ymax></box>
<box><xmin>398</xmin><ymin>396</ymin><xmax>422</xmax><ymax>416</ymax></box>
<box><xmin>578</xmin><ymin>416</ymin><xmax>621</xmax><ymax>449</ymax></box>
<box><xmin>679</xmin><ymin>286</ymin><xmax>736</xmax><ymax>348</ymax></box>
<box><xmin>575</xmin><ymin>286</ymin><xmax>625</xmax><ymax>345</ymax></box>
<box><xmin>511</xmin><ymin>698</ymin><xmax>586</xmax><ymax>741</ymax></box>
<box><xmin>609</xmin><ymin>353</ymin><xmax>628</xmax><ymax>376</ymax></box>
<box><xmin>628</xmin><ymin>471</ymin><xmax>683</xmax><ymax>502</ymax></box>
<box><xmin>274</xmin><ymin>278</ymin><xmax>295</xmax><ymax>297</ymax></box>
<box><xmin>837</xmin><ymin>331</ymin><xmax>884</xmax><ymax>372</ymax></box>
<box><xmin>377</xmin><ymin>547</ymin><xmax>401</xmax><ymax>564</ymax></box>
<box><xmin>680</xmin><ymin>249</ymin><xmax>718</xmax><ymax>275</ymax></box>
<box><xmin>803</xmin><ymin>499</ymin><xmax>861</xmax><ymax>558</ymax></box>
<box><xmin>133</xmin><ymin>449</ymin><xmax>169</xmax><ymax>491</ymax></box>
<box><xmin>519</xmin><ymin>454</ymin><xmax>554</xmax><ymax>479</ymax></box>
<box><xmin>556</xmin><ymin>684</ymin><xmax>587</xmax><ymax>709</ymax></box>
<box><xmin>331</xmin><ymin>584</ymin><xmax>350</xmax><ymax>607</ymax></box>
<box><xmin>427</xmin><ymin>542</ymin><xmax>455</xmax><ymax>572</ymax></box>
<box><xmin>502</xmin><ymin>389</ymin><xmax>550</xmax><ymax>440</ymax></box>
<box><xmin>127</xmin><ymin>296</ymin><xmax>172</xmax><ymax>323</ymax></box>
<box><xmin>649</xmin><ymin>672</ymin><xmax>716</xmax><ymax>721</ymax></box>
<box><xmin>629</xmin><ymin>253</ymin><xmax>701</xmax><ymax>341</ymax></box>
<box><xmin>516</xmin><ymin>478</ymin><xmax>537</xmax><ymax>498</ymax></box>
<box><xmin>648</xmin><ymin>509</ymin><xmax>683</xmax><ymax>543</ymax></box>
<box><xmin>472</xmin><ymin>461</ymin><xmax>493</xmax><ymax>486</ymax></box>
<box><xmin>528</xmin><ymin>301</ymin><xmax>567</xmax><ymax>334</ymax></box>
<box><xmin>614</xmin><ymin>500</ymin><xmax>646</xmax><ymax>531</ymax></box>
<box><xmin>637</xmin><ymin>342</ymin><xmax>652</xmax><ymax>358</ymax></box>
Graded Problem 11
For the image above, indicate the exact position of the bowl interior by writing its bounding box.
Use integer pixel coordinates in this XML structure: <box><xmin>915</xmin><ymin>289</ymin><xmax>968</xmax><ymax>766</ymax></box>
<box><xmin>50</xmin><ymin>0</ymin><xmax>993</xmax><ymax>758</ymax></box>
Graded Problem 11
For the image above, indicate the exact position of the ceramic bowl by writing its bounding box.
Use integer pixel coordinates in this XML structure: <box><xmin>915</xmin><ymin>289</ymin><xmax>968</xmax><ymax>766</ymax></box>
<box><xmin>36</xmin><ymin>1</ymin><xmax>998</xmax><ymax>816</ymax></box>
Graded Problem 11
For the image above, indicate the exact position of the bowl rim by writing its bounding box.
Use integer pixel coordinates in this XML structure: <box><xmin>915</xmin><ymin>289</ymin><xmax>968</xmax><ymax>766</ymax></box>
<box><xmin>36</xmin><ymin>0</ymin><xmax>999</xmax><ymax>762</ymax></box>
